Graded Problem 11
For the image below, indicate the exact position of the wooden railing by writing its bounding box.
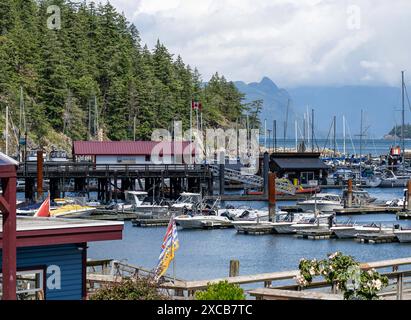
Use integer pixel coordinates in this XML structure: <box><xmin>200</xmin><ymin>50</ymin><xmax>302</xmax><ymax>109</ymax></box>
<box><xmin>159</xmin><ymin>257</ymin><xmax>411</xmax><ymax>300</ymax></box>
<box><xmin>86</xmin><ymin>257</ymin><xmax>411</xmax><ymax>300</ymax></box>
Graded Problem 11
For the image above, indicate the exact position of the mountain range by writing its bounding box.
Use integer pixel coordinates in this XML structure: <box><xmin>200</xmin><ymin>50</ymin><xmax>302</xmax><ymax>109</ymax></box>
<box><xmin>235</xmin><ymin>77</ymin><xmax>402</xmax><ymax>138</ymax></box>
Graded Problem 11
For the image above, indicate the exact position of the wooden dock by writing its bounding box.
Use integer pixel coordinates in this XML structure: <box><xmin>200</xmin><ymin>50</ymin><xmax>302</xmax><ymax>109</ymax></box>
<box><xmin>334</xmin><ymin>206</ymin><xmax>402</xmax><ymax>215</ymax></box>
<box><xmin>356</xmin><ymin>233</ymin><xmax>398</xmax><ymax>244</ymax></box>
<box><xmin>280</xmin><ymin>205</ymin><xmax>402</xmax><ymax>215</ymax></box>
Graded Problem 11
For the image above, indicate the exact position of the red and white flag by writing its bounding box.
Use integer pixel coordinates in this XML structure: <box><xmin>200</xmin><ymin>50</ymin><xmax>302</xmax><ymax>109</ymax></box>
<box><xmin>34</xmin><ymin>194</ymin><xmax>50</xmax><ymax>218</ymax></box>
<box><xmin>191</xmin><ymin>101</ymin><xmax>202</xmax><ymax>110</ymax></box>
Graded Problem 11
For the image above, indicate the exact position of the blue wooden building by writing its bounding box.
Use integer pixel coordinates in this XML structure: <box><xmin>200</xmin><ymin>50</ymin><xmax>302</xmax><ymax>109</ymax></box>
<box><xmin>0</xmin><ymin>217</ymin><xmax>123</xmax><ymax>300</ymax></box>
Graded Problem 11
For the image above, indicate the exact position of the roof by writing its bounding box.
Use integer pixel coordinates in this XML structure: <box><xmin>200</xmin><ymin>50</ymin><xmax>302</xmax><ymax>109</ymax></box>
<box><xmin>0</xmin><ymin>152</ymin><xmax>18</xmax><ymax>177</ymax></box>
<box><xmin>0</xmin><ymin>152</ymin><xmax>19</xmax><ymax>166</ymax></box>
<box><xmin>73</xmin><ymin>141</ymin><xmax>193</xmax><ymax>156</ymax></box>
<box><xmin>0</xmin><ymin>217</ymin><xmax>123</xmax><ymax>248</ymax></box>
<box><xmin>271</xmin><ymin>158</ymin><xmax>329</xmax><ymax>170</ymax></box>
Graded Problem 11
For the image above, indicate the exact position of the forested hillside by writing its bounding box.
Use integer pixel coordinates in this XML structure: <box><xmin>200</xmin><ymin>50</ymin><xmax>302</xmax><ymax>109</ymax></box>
<box><xmin>0</xmin><ymin>0</ymin><xmax>252</xmax><ymax>155</ymax></box>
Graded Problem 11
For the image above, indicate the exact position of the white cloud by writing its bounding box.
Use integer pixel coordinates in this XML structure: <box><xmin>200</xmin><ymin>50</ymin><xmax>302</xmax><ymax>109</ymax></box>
<box><xmin>108</xmin><ymin>0</ymin><xmax>411</xmax><ymax>87</ymax></box>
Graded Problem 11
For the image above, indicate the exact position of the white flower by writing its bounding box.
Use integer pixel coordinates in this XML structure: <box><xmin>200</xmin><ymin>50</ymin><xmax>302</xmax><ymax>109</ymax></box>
<box><xmin>294</xmin><ymin>273</ymin><xmax>307</xmax><ymax>286</ymax></box>
<box><xmin>375</xmin><ymin>279</ymin><xmax>382</xmax><ymax>291</ymax></box>
<box><xmin>309</xmin><ymin>267</ymin><xmax>316</xmax><ymax>276</ymax></box>
<box><xmin>328</xmin><ymin>252</ymin><xmax>339</xmax><ymax>259</ymax></box>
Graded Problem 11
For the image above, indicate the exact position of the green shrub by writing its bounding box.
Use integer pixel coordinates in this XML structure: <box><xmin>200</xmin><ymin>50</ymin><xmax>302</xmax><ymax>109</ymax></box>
<box><xmin>195</xmin><ymin>281</ymin><xmax>245</xmax><ymax>300</ymax></box>
<box><xmin>89</xmin><ymin>278</ymin><xmax>167</xmax><ymax>300</ymax></box>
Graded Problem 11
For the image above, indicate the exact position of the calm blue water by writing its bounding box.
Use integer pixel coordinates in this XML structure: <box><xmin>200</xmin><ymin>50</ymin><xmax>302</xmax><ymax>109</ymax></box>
<box><xmin>260</xmin><ymin>138</ymin><xmax>408</xmax><ymax>156</ymax></box>
<box><xmin>89</xmin><ymin>188</ymin><xmax>411</xmax><ymax>281</ymax></box>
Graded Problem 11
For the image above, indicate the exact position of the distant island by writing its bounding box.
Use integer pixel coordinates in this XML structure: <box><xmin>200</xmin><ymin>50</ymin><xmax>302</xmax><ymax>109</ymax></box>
<box><xmin>384</xmin><ymin>124</ymin><xmax>411</xmax><ymax>140</ymax></box>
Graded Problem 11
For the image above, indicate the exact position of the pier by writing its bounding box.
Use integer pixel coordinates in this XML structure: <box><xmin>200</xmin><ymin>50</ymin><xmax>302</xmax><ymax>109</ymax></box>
<box><xmin>18</xmin><ymin>162</ymin><xmax>214</xmax><ymax>202</ymax></box>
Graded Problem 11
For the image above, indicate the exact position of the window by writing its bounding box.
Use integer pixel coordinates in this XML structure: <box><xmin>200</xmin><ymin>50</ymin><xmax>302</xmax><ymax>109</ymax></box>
<box><xmin>0</xmin><ymin>269</ymin><xmax>45</xmax><ymax>300</ymax></box>
<box><xmin>300</xmin><ymin>171</ymin><xmax>315</xmax><ymax>184</ymax></box>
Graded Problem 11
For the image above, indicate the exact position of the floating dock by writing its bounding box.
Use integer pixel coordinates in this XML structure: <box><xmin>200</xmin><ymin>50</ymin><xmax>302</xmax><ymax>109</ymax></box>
<box><xmin>296</xmin><ymin>229</ymin><xmax>334</xmax><ymax>240</ymax></box>
<box><xmin>356</xmin><ymin>233</ymin><xmax>398</xmax><ymax>244</ymax></box>
<box><xmin>132</xmin><ymin>218</ymin><xmax>170</xmax><ymax>227</ymax></box>
<box><xmin>236</xmin><ymin>224</ymin><xmax>274</xmax><ymax>235</ymax></box>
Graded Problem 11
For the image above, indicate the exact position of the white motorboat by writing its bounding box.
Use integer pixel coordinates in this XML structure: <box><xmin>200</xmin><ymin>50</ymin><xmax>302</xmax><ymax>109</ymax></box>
<box><xmin>271</xmin><ymin>212</ymin><xmax>315</xmax><ymax>234</ymax></box>
<box><xmin>331</xmin><ymin>223</ymin><xmax>393</xmax><ymax>239</ymax></box>
<box><xmin>174</xmin><ymin>215</ymin><xmax>232</xmax><ymax>229</ymax></box>
<box><xmin>394</xmin><ymin>229</ymin><xmax>411</xmax><ymax>243</ymax></box>
<box><xmin>297</xmin><ymin>193</ymin><xmax>343</xmax><ymax>212</ymax></box>
<box><xmin>378</xmin><ymin>170</ymin><xmax>411</xmax><ymax>188</ymax></box>
<box><xmin>171</xmin><ymin>192</ymin><xmax>202</xmax><ymax>211</ymax></box>
<box><xmin>291</xmin><ymin>213</ymin><xmax>335</xmax><ymax>232</ymax></box>
<box><xmin>114</xmin><ymin>191</ymin><xmax>169</xmax><ymax>213</ymax></box>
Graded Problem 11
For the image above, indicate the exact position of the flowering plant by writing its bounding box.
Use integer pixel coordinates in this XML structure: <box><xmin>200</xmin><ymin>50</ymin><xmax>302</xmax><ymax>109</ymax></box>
<box><xmin>295</xmin><ymin>252</ymin><xmax>388</xmax><ymax>300</ymax></box>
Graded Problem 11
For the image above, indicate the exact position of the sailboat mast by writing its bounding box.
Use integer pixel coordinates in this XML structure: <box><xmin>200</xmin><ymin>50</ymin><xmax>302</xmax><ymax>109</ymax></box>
<box><xmin>333</xmin><ymin>116</ymin><xmax>337</xmax><ymax>158</ymax></box>
<box><xmin>343</xmin><ymin>115</ymin><xmax>346</xmax><ymax>156</ymax></box>
<box><xmin>402</xmin><ymin>71</ymin><xmax>405</xmax><ymax>157</ymax></box>
<box><xmin>311</xmin><ymin>109</ymin><xmax>315</xmax><ymax>152</ymax></box>
<box><xmin>359</xmin><ymin>110</ymin><xmax>364</xmax><ymax>184</ymax></box>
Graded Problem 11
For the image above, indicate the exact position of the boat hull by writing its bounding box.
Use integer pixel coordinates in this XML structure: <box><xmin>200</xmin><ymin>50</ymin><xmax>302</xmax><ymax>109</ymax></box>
<box><xmin>297</xmin><ymin>203</ymin><xmax>343</xmax><ymax>213</ymax></box>
<box><xmin>394</xmin><ymin>231</ymin><xmax>411</xmax><ymax>243</ymax></box>
<box><xmin>272</xmin><ymin>223</ymin><xmax>296</xmax><ymax>234</ymax></box>
<box><xmin>175</xmin><ymin>216</ymin><xmax>232</xmax><ymax>229</ymax></box>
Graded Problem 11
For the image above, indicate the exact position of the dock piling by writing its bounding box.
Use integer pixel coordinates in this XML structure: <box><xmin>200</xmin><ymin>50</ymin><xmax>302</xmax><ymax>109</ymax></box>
<box><xmin>36</xmin><ymin>150</ymin><xmax>43</xmax><ymax>200</ymax></box>
<box><xmin>407</xmin><ymin>180</ymin><xmax>411</xmax><ymax>211</ymax></box>
<box><xmin>229</xmin><ymin>260</ymin><xmax>240</xmax><ymax>277</ymax></box>
<box><xmin>347</xmin><ymin>179</ymin><xmax>353</xmax><ymax>208</ymax></box>
<box><xmin>268</xmin><ymin>172</ymin><xmax>276</xmax><ymax>222</ymax></box>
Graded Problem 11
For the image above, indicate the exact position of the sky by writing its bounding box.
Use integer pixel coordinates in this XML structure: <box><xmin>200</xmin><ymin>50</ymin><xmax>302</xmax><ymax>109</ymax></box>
<box><xmin>108</xmin><ymin>0</ymin><xmax>411</xmax><ymax>88</ymax></box>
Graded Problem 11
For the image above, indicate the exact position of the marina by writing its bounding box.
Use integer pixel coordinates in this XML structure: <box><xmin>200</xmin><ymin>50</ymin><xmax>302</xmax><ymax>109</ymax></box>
<box><xmin>2</xmin><ymin>0</ymin><xmax>411</xmax><ymax>306</ymax></box>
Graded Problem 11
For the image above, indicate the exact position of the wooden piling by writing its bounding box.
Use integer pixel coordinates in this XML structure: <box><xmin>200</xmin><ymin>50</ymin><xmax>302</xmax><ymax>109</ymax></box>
<box><xmin>347</xmin><ymin>179</ymin><xmax>353</xmax><ymax>208</ymax></box>
<box><xmin>268</xmin><ymin>173</ymin><xmax>276</xmax><ymax>222</ymax></box>
<box><xmin>36</xmin><ymin>150</ymin><xmax>43</xmax><ymax>200</ymax></box>
<box><xmin>229</xmin><ymin>260</ymin><xmax>240</xmax><ymax>277</ymax></box>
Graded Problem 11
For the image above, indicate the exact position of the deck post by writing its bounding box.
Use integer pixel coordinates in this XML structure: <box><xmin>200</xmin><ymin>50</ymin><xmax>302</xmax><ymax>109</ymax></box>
<box><xmin>229</xmin><ymin>260</ymin><xmax>240</xmax><ymax>277</ymax></box>
<box><xmin>219</xmin><ymin>163</ymin><xmax>225</xmax><ymax>196</ymax></box>
<box><xmin>396</xmin><ymin>273</ymin><xmax>403</xmax><ymax>300</ymax></box>
<box><xmin>268</xmin><ymin>172</ymin><xmax>276</xmax><ymax>222</ymax></box>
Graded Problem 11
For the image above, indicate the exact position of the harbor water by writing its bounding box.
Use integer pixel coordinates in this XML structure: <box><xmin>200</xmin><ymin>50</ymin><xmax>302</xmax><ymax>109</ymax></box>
<box><xmin>88</xmin><ymin>188</ymin><xmax>411</xmax><ymax>281</ymax></box>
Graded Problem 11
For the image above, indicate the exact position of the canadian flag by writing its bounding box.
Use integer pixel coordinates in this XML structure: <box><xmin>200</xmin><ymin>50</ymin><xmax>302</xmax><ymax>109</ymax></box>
<box><xmin>191</xmin><ymin>101</ymin><xmax>202</xmax><ymax>110</ymax></box>
<box><xmin>34</xmin><ymin>195</ymin><xmax>50</xmax><ymax>218</ymax></box>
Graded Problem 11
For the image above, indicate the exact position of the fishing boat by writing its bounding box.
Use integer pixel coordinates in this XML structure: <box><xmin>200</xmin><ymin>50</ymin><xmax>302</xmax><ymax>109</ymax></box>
<box><xmin>297</xmin><ymin>193</ymin><xmax>343</xmax><ymax>212</ymax></box>
<box><xmin>291</xmin><ymin>213</ymin><xmax>335</xmax><ymax>232</ymax></box>
<box><xmin>271</xmin><ymin>212</ymin><xmax>316</xmax><ymax>234</ymax></box>
<box><xmin>174</xmin><ymin>214</ymin><xmax>232</xmax><ymax>229</ymax></box>
<box><xmin>170</xmin><ymin>192</ymin><xmax>202</xmax><ymax>211</ymax></box>
<box><xmin>377</xmin><ymin>170</ymin><xmax>411</xmax><ymax>188</ymax></box>
<box><xmin>50</xmin><ymin>204</ymin><xmax>96</xmax><ymax>218</ymax></box>
<box><xmin>331</xmin><ymin>223</ymin><xmax>393</xmax><ymax>239</ymax></box>
<box><xmin>49</xmin><ymin>198</ymin><xmax>96</xmax><ymax>218</ymax></box>
<box><xmin>113</xmin><ymin>191</ymin><xmax>169</xmax><ymax>214</ymax></box>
